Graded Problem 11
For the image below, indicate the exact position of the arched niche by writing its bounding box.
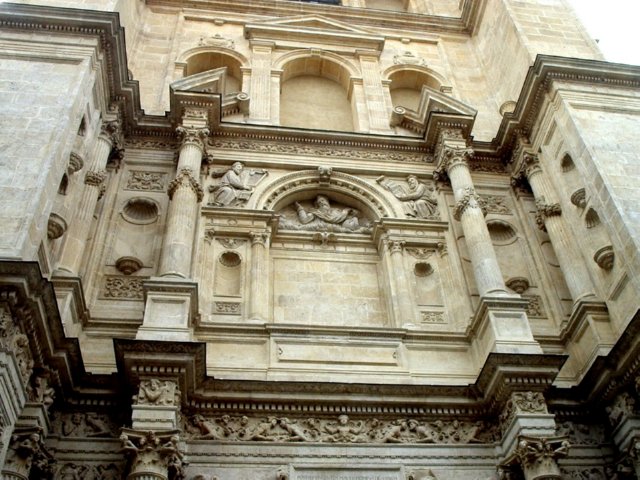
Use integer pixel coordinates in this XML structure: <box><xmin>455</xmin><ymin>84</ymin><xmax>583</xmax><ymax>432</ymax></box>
<box><xmin>177</xmin><ymin>48</ymin><xmax>247</xmax><ymax>94</ymax></box>
<box><xmin>258</xmin><ymin>170</ymin><xmax>396</xmax><ymax>222</ymax></box>
<box><xmin>278</xmin><ymin>52</ymin><xmax>357</xmax><ymax>131</ymax></box>
<box><xmin>384</xmin><ymin>66</ymin><xmax>447</xmax><ymax>112</ymax></box>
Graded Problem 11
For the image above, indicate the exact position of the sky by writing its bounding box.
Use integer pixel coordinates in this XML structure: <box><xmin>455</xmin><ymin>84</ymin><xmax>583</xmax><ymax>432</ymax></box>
<box><xmin>566</xmin><ymin>0</ymin><xmax>640</xmax><ymax>65</ymax></box>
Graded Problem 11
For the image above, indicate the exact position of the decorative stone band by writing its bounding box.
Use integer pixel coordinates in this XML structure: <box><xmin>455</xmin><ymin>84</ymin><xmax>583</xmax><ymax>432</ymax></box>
<box><xmin>453</xmin><ymin>187</ymin><xmax>487</xmax><ymax>221</ymax></box>
<box><xmin>176</xmin><ymin>125</ymin><xmax>210</xmax><ymax>150</ymax></box>
<box><xmin>167</xmin><ymin>168</ymin><xmax>204</xmax><ymax>202</ymax></box>
<box><xmin>84</xmin><ymin>169</ymin><xmax>107</xmax><ymax>187</ymax></box>
<box><xmin>250</xmin><ymin>231</ymin><xmax>270</xmax><ymax>246</ymax></box>
<box><xmin>534</xmin><ymin>199</ymin><xmax>562</xmax><ymax>231</ymax></box>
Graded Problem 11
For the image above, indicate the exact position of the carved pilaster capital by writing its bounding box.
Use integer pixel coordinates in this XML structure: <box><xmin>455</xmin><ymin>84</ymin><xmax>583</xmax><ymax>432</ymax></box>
<box><xmin>99</xmin><ymin>119</ymin><xmax>122</xmax><ymax>143</ymax></box>
<box><xmin>513</xmin><ymin>435</ymin><xmax>569</xmax><ymax>479</ymax></box>
<box><xmin>120</xmin><ymin>429</ymin><xmax>184</xmax><ymax>480</ymax></box>
<box><xmin>511</xmin><ymin>152</ymin><xmax>541</xmax><ymax>189</ymax></box>
<box><xmin>534</xmin><ymin>198</ymin><xmax>562</xmax><ymax>231</ymax></box>
<box><xmin>385</xmin><ymin>239</ymin><xmax>405</xmax><ymax>254</ymax></box>
<box><xmin>453</xmin><ymin>186</ymin><xmax>486</xmax><ymax>221</ymax></box>
<box><xmin>176</xmin><ymin>125</ymin><xmax>210</xmax><ymax>151</ymax></box>
<box><xmin>250</xmin><ymin>231</ymin><xmax>270</xmax><ymax>247</ymax></box>
<box><xmin>168</xmin><ymin>168</ymin><xmax>204</xmax><ymax>202</ymax></box>
<box><xmin>435</xmin><ymin>143</ymin><xmax>474</xmax><ymax>175</ymax></box>
<box><xmin>133</xmin><ymin>378</ymin><xmax>181</xmax><ymax>407</ymax></box>
<box><xmin>84</xmin><ymin>169</ymin><xmax>107</xmax><ymax>187</ymax></box>
<box><xmin>3</xmin><ymin>428</ymin><xmax>53</xmax><ymax>480</ymax></box>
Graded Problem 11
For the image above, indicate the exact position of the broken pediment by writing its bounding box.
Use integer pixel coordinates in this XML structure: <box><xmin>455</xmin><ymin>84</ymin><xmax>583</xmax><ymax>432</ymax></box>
<box><xmin>170</xmin><ymin>66</ymin><xmax>228</xmax><ymax>94</ymax></box>
<box><xmin>245</xmin><ymin>15</ymin><xmax>384</xmax><ymax>51</ymax></box>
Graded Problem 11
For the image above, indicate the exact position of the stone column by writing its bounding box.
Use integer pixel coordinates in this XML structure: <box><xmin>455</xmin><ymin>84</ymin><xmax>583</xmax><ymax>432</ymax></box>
<box><xmin>356</xmin><ymin>51</ymin><xmax>394</xmax><ymax>134</ymax></box>
<box><xmin>435</xmin><ymin>135</ymin><xmax>509</xmax><ymax>297</ymax></box>
<box><xmin>121</xmin><ymin>430</ymin><xmax>184</xmax><ymax>480</ymax></box>
<box><xmin>386</xmin><ymin>239</ymin><xmax>415</xmax><ymax>325</ymax></box>
<box><xmin>248</xmin><ymin>231</ymin><xmax>270</xmax><ymax>321</ymax></box>
<box><xmin>157</xmin><ymin>124</ymin><xmax>207</xmax><ymax>278</ymax></box>
<box><xmin>515</xmin><ymin>153</ymin><xmax>596</xmax><ymax>303</ymax></box>
<box><xmin>248</xmin><ymin>40</ymin><xmax>275</xmax><ymax>124</ymax></box>
<box><xmin>512</xmin><ymin>436</ymin><xmax>569</xmax><ymax>480</ymax></box>
<box><xmin>57</xmin><ymin>119</ymin><xmax>121</xmax><ymax>274</ymax></box>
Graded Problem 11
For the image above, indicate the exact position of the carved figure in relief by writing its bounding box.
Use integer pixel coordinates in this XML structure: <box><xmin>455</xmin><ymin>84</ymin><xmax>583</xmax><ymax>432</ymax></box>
<box><xmin>407</xmin><ymin>419</ymin><xmax>435</xmax><ymax>443</ymax></box>
<box><xmin>377</xmin><ymin>175</ymin><xmax>438</xmax><ymax>219</ymax></box>
<box><xmin>279</xmin><ymin>195</ymin><xmax>370</xmax><ymax>233</ymax></box>
<box><xmin>279</xmin><ymin>418</ymin><xmax>313</xmax><ymax>442</ymax></box>
<box><xmin>244</xmin><ymin>416</ymin><xmax>279</xmax><ymax>441</ymax></box>
<box><xmin>192</xmin><ymin>414</ymin><xmax>226</xmax><ymax>440</ymax></box>
<box><xmin>208</xmin><ymin>161</ymin><xmax>267</xmax><ymax>207</ymax></box>
<box><xmin>324</xmin><ymin>414</ymin><xmax>364</xmax><ymax>442</ymax></box>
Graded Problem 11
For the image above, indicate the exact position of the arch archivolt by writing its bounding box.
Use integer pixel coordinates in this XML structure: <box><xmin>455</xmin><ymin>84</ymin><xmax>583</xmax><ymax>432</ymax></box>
<box><xmin>176</xmin><ymin>46</ymin><xmax>249</xmax><ymax>68</ymax></box>
<box><xmin>275</xmin><ymin>49</ymin><xmax>360</xmax><ymax>91</ymax></box>
<box><xmin>256</xmin><ymin>170</ymin><xmax>398</xmax><ymax>220</ymax></box>
<box><xmin>383</xmin><ymin>64</ymin><xmax>449</xmax><ymax>90</ymax></box>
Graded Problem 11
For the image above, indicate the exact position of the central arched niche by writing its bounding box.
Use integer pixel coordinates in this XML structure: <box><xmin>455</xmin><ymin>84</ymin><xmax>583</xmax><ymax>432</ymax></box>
<box><xmin>388</xmin><ymin>68</ymin><xmax>443</xmax><ymax>112</ymax></box>
<box><xmin>269</xmin><ymin>189</ymin><xmax>388</xmax><ymax>328</ymax></box>
<box><xmin>279</xmin><ymin>55</ymin><xmax>354</xmax><ymax>131</ymax></box>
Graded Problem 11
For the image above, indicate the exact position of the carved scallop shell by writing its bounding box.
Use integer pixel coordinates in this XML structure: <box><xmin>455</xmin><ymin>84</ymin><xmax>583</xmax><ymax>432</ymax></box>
<box><xmin>121</xmin><ymin>197</ymin><xmax>159</xmax><ymax>225</ymax></box>
<box><xmin>487</xmin><ymin>219</ymin><xmax>517</xmax><ymax>244</ymax></box>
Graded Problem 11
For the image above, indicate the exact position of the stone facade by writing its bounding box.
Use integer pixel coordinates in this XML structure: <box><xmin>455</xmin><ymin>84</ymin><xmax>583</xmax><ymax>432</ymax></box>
<box><xmin>0</xmin><ymin>0</ymin><xmax>639</xmax><ymax>479</ymax></box>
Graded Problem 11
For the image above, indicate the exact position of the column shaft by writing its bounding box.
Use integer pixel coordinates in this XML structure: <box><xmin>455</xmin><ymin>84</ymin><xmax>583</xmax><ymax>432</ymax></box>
<box><xmin>448</xmin><ymin>159</ymin><xmax>508</xmax><ymax>297</ymax></box>
<box><xmin>524</xmin><ymin>157</ymin><xmax>595</xmax><ymax>302</ymax></box>
<box><xmin>158</xmin><ymin>136</ymin><xmax>205</xmax><ymax>278</ymax></box>
<box><xmin>388</xmin><ymin>241</ymin><xmax>414</xmax><ymax>325</ymax></box>
<box><xmin>249</xmin><ymin>233</ymin><xmax>270</xmax><ymax>321</ymax></box>
<box><xmin>57</xmin><ymin>123</ymin><xmax>117</xmax><ymax>274</ymax></box>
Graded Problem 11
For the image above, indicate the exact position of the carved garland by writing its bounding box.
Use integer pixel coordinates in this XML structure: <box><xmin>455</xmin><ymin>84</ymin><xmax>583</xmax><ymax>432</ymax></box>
<box><xmin>168</xmin><ymin>168</ymin><xmax>204</xmax><ymax>202</ymax></box>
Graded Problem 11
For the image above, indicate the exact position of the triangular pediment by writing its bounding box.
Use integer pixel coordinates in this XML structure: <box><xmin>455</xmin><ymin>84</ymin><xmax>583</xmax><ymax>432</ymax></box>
<box><xmin>255</xmin><ymin>15</ymin><xmax>373</xmax><ymax>35</ymax></box>
<box><xmin>245</xmin><ymin>15</ymin><xmax>384</xmax><ymax>51</ymax></box>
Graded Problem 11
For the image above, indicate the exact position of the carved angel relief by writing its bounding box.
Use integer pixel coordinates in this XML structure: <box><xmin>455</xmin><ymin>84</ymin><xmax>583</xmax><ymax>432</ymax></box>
<box><xmin>207</xmin><ymin>162</ymin><xmax>267</xmax><ymax>207</ymax></box>
<box><xmin>278</xmin><ymin>195</ymin><xmax>372</xmax><ymax>234</ymax></box>
<box><xmin>377</xmin><ymin>175</ymin><xmax>439</xmax><ymax>220</ymax></box>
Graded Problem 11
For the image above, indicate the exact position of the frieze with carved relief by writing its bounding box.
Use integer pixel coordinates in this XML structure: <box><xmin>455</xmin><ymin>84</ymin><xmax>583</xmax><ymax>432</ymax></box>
<box><xmin>184</xmin><ymin>414</ymin><xmax>497</xmax><ymax>444</ymax></box>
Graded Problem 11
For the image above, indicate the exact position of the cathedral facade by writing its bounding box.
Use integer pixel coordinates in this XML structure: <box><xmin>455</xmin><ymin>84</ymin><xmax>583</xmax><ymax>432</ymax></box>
<box><xmin>0</xmin><ymin>0</ymin><xmax>640</xmax><ymax>478</ymax></box>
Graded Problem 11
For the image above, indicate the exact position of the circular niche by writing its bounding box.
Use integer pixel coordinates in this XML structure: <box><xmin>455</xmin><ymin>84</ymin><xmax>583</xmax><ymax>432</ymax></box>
<box><xmin>219</xmin><ymin>251</ymin><xmax>241</xmax><ymax>267</ymax></box>
<box><xmin>487</xmin><ymin>219</ymin><xmax>517</xmax><ymax>245</ymax></box>
<box><xmin>121</xmin><ymin>197</ymin><xmax>159</xmax><ymax>225</ymax></box>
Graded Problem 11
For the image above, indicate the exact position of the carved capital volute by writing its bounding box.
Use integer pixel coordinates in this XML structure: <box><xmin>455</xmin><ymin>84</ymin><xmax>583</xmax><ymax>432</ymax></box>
<box><xmin>121</xmin><ymin>429</ymin><xmax>184</xmax><ymax>480</ymax></box>
<box><xmin>385</xmin><ymin>239</ymin><xmax>405</xmax><ymax>254</ymax></box>
<box><xmin>513</xmin><ymin>435</ymin><xmax>569</xmax><ymax>480</ymax></box>
<box><xmin>435</xmin><ymin>144</ymin><xmax>474</xmax><ymax>176</ymax></box>
<box><xmin>250</xmin><ymin>231</ymin><xmax>270</xmax><ymax>247</ymax></box>
<box><xmin>167</xmin><ymin>168</ymin><xmax>204</xmax><ymax>202</ymax></box>
<box><xmin>453</xmin><ymin>186</ymin><xmax>486</xmax><ymax>221</ymax></box>
<box><xmin>176</xmin><ymin>125</ymin><xmax>209</xmax><ymax>152</ymax></box>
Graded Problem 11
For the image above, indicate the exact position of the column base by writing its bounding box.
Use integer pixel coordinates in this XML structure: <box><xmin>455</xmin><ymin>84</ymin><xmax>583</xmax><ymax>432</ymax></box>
<box><xmin>468</xmin><ymin>296</ymin><xmax>542</xmax><ymax>363</ymax></box>
<box><xmin>137</xmin><ymin>278</ymin><xmax>199</xmax><ymax>342</ymax></box>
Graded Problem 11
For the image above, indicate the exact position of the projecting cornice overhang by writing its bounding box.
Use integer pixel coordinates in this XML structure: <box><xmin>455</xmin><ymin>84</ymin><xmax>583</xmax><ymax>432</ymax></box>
<box><xmin>495</xmin><ymin>55</ymin><xmax>640</xmax><ymax>159</ymax></box>
<box><xmin>244</xmin><ymin>15</ymin><xmax>385</xmax><ymax>51</ymax></box>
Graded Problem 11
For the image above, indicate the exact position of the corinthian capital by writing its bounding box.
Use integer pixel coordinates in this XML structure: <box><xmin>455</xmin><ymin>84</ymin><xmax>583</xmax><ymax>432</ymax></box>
<box><xmin>514</xmin><ymin>436</ymin><xmax>569</xmax><ymax>479</ymax></box>
<box><xmin>534</xmin><ymin>197</ymin><xmax>562</xmax><ymax>231</ymax></box>
<box><xmin>176</xmin><ymin>125</ymin><xmax>210</xmax><ymax>150</ymax></box>
<box><xmin>98</xmin><ymin>119</ymin><xmax>122</xmax><ymax>146</ymax></box>
<box><xmin>434</xmin><ymin>144</ymin><xmax>474</xmax><ymax>179</ymax></box>
<box><xmin>84</xmin><ymin>169</ymin><xmax>107</xmax><ymax>187</ymax></box>
<box><xmin>453</xmin><ymin>187</ymin><xmax>486</xmax><ymax>221</ymax></box>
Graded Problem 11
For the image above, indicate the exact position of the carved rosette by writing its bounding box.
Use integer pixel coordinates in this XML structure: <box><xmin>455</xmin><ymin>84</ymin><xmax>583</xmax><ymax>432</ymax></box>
<box><xmin>534</xmin><ymin>198</ymin><xmax>562</xmax><ymax>231</ymax></box>
<box><xmin>167</xmin><ymin>168</ymin><xmax>204</xmax><ymax>202</ymax></box>
<box><xmin>453</xmin><ymin>187</ymin><xmax>487</xmax><ymax>221</ymax></box>
<box><xmin>176</xmin><ymin>125</ymin><xmax>209</xmax><ymax>151</ymax></box>
<box><xmin>121</xmin><ymin>430</ymin><xmax>184</xmax><ymax>480</ymax></box>
<box><xmin>513</xmin><ymin>436</ymin><xmax>570</xmax><ymax>480</ymax></box>
<box><xmin>84</xmin><ymin>169</ymin><xmax>107</xmax><ymax>187</ymax></box>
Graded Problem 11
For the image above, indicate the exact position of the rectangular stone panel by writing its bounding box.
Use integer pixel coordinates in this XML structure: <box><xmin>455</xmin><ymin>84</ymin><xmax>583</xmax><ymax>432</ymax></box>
<box><xmin>292</xmin><ymin>466</ymin><xmax>402</xmax><ymax>480</ymax></box>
